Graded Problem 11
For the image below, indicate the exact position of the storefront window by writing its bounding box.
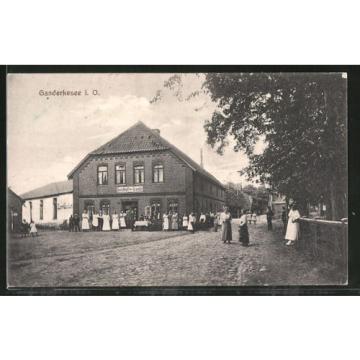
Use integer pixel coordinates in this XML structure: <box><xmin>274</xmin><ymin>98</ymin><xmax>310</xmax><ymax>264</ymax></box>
<box><xmin>168</xmin><ymin>199</ymin><xmax>178</xmax><ymax>214</ymax></box>
<box><xmin>150</xmin><ymin>200</ymin><xmax>162</xmax><ymax>220</ymax></box>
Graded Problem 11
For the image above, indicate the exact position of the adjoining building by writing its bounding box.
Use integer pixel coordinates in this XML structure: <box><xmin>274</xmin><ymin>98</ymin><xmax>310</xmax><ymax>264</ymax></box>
<box><xmin>8</xmin><ymin>188</ymin><xmax>23</xmax><ymax>233</ymax></box>
<box><xmin>68</xmin><ymin>121</ymin><xmax>226</xmax><ymax>220</ymax></box>
<box><xmin>21</xmin><ymin>180</ymin><xmax>73</xmax><ymax>227</ymax></box>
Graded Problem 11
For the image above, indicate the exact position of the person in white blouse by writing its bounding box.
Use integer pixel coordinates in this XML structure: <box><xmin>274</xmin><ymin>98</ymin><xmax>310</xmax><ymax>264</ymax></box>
<box><xmin>112</xmin><ymin>211</ymin><xmax>120</xmax><ymax>231</ymax></box>
<box><xmin>285</xmin><ymin>203</ymin><xmax>301</xmax><ymax>246</ymax></box>
<box><xmin>81</xmin><ymin>210</ymin><xmax>90</xmax><ymax>231</ymax></box>
<box><xmin>102</xmin><ymin>211</ymin><xmax>111</xmax><ymax>231</ymax></box>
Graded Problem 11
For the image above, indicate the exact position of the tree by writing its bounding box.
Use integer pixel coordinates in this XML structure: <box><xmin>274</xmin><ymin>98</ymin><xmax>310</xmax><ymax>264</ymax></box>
<box><xmin>158</xmin><ymin>73</ymin><xmax>347</xmax><ymax>220</ymax></box>
<box><xmin>201</xmin><ymin>73</ymin><xmax>347</xmax><ymax>220</ymax></box>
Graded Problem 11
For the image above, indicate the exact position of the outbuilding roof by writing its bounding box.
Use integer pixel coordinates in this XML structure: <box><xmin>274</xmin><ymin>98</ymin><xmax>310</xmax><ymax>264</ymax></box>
<box><xmin>68</xmin><ymin>121</ymin><xmax>225</xmax><ymax>189</ymax></box>
<box><xmin>20</xmin><ymin>180</ymin><xmax>73</xmax><ymax>200</ymax></box>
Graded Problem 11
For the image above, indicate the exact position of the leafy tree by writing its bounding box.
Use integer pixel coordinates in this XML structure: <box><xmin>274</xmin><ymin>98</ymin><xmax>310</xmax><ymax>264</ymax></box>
<box><xmin>201</xmin><ymin>73</ymin><xmax>347</xmax><ymax>220</ymax></box>
<box><xmin>158</xmin><ymin>73</ymin><xmax>347</xmax><ymax>220</ymax></box>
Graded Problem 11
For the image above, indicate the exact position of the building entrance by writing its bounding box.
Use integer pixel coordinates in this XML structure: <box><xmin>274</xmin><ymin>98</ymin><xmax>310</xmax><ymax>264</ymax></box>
<box><xmin>122</xmin><ymin>201</ymin><xmax>138</xmax><ymax>226</ymax></box>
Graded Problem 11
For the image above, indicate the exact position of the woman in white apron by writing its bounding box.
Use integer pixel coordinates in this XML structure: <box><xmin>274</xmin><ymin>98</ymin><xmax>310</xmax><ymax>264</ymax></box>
<box><xmin>119</xmin><ymin>211</ymin><xmax>126</xmax><ymax>229</ymax></box>
<box><xmin>171</xmin><ymin>212</ymin><xmax>179</xmax><ymax>230</ymax></box>
<box><xmin>163</xmin><ymin>213</ymin><xmax>169</xmax><ymax>231</ymax></box>
<box><xmin>81</xmin><ymin>210</ymin><xmax>90</xmax><ymax>231</ymax></box>
<box><xmin>92</xmin><ymin>211</ymin><xmax>99</xmax><ymax>231</ymax></box>
<box><xmin>285</xmin><ymin>204</ymin><xmax>301</xmax><ymax>245</ymax></box>
<box><xmin>182</xmin><ymin>214</ymin><xmax>188</xmax><ymax>229</ymax></box>
<box><xmin>102</xmin><ymin>212</ymin><xmax>111</xmax><ymax>231</ymax></box>
<box><xmin>187</xmin><ymin>212</ymin><xmax>196</xmax><ymax>233</ymax></box>
<box><xmin>112</xmin><ymin>211</ymin><xmax>120</xmax><ymax>231</ymax></box>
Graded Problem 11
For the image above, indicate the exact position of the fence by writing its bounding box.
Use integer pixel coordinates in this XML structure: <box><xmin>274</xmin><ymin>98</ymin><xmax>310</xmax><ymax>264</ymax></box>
<box><xmin>298</xmin><ymin>218</ymin><xmax>348</xmax><ymax>267</ymax></box>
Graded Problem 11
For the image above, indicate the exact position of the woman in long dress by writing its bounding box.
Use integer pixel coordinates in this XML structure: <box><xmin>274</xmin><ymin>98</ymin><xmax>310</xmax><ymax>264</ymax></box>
<box><xmin>171</xmin><ymin>212</ymin><xmax>179</xmax><ymax>230</ymax></box>
<box><xmin>92</xmin><ymin>211</ymin><xmax>99</xmax><ymax>231</ymax></box>
<box><xmin>182</xmin><ymin>214</ymin><xmax>188</xmax><ymax>229</ymax></box>
<box><xmin>119</xmin><ymin>211</ymin><xmax>126</xmax><ymax>229</ymax></box>
<box><xmin>112</xmin><ymin>211</ymin><xmax>120</xmax><ymax>231</ymax></box>
<box><xmin>285</xmin><ymin>203</ymin><xmax>301</xmax><ymax>245</ymax></box>
<box><xmin>81</xmin><ymin>210</ymin><xmax>90</xmax><ymax>231</ymax></box>
<box><xmin>238</xmin><ymin>210</ymin><xmax>249</xmax><ymax>246</ymax></box>
<box><xmin>163</xmin><ymin>213</ymin><xmax>169</xmax><ymax>231</ymax></box>
<box><xmin>102</xmin><ymin>211</ymin><xmax>111</xmax><ymax>231</ymax></box>
<box><xmin>220</xmin><ymin>206</ymin><xmax>232</xmax><ymax>243</ymax></box>
<box><xmin>188</xmin><ymin>212</ymin><xmax>196</xmax><ymax>233</ymax></box>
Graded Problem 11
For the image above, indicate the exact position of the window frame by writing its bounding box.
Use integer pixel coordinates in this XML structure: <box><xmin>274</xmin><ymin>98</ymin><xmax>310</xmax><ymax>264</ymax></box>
<box><xmin>53</xmin><ymin>197</ymin><xmax>57</xmax><ymax>220</ymax></box>
<box><xmin>152</xmin><ymin>162</ymin><xmax>164</xmax><ymax>183</ymax></box>
<box><xmin>97</xmin><ymin>164</ymin><xmax>109</xmax><ymax>185</ymax></box>
<box><xmin>39</xmin><ymin>199</ymin><xmax>43</xmax><ymax>220</ymax></box>
<box><xmin>133</xmin><ymin>163</ymin><xmax>145</xmax><ymax>184</ymax></box>
<box><xmin>115</xmin><ymin>162</ymin><xmax>126</xmax><ymax>185</ymax></box>
<box><xmin>167</xmin><ymin>198</ymin><xmax>179</xmax><ymax>214</ymax></box>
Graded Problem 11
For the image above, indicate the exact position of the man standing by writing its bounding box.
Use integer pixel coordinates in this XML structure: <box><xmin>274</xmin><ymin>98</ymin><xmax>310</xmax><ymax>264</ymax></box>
<box><xmin>68</xmin><ymin>214</ymin><xmax>74</xmax><ymax>232</ymax></box>
<box><xmin>73</xmin><ymin>213</ymin><xmax>80</xmax><ymax>232</ymax></box>
<box><xmin>266</xmin><ymin>206</ymin><xmax>274</xmax><ymax>231</ymax></box>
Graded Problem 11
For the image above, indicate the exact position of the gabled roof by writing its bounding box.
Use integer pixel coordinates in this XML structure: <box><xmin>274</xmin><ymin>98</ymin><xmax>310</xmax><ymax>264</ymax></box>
<box><xmin>68</xmin><ymin>121</ymin><xmax>225</xmax><ymax>189</ymax></box>
<box><xmin>8</xmin><ymin>187</ymin><xmax>23</xmax><ymax>202</ymax></box>
<box><xmin>20</xmin><ymin>180</ymin><xmax>73</xmax><ymax>200</ymax></box>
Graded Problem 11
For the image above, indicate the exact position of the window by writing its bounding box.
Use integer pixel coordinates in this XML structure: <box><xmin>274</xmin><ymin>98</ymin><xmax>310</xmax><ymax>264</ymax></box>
<box><xmin>98</xmin><ymin>165</ymin><xmax>108</xmax><ymax>185</ymax></box>
<box><xmin>115</xmin><ymin>164</ymin><xmax>126</xmax><ymax>184</ymax></box>
<box><xmin>85</xmin><ymin>200</ymin><xmax>95</xmax><ymax>219</ymax></box>
<box><xmin>53</xmin><ymin>198</ymin><xmax>57</xmax><ymax>220</ymax></box>
<box><xmin>134</xmin><ymin>165</ymin><xmax>145</xmax><ymax>184</ymax></box>
<box><xmin>40</xmin><ymin>200</ymin><xmax>43</xmax><ymax>220</ymax></box>
<box><xmin>153</xmin><ymin>164</ymin><xmax>164</xmax><ymax>183</ymax></box>
<box><xmin>150</xmin><ymin>200</ymin><xmax>162</xmax><ymax>220</ymax></box>
<box><xmin>29</xmin><ymin>201</ymin><xmax>32</xmax><ymax>221</ymax></box>
<box><xmin>168</xmin><ymin>199</ymin><xmax>179</xmax><ymax>214</ymax></box>
<box><xmin>100</xmin><ymin>199</ymin><xmax>110</xmax><ymax>215</ymax></box>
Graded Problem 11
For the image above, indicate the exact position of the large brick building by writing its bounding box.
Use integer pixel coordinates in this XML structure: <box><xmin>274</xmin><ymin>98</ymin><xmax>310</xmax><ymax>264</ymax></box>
<box><xmin>68</xmin><ymin>121</ymin><xmax>225</xmax><ymax>219</ymax></box>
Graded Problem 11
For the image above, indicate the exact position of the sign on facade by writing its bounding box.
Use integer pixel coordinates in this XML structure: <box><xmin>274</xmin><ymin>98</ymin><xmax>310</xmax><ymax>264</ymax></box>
<box><xmin>116</xmin><ymin>186</ymin><xmax>144</xmax><ymax>193</ymax></box>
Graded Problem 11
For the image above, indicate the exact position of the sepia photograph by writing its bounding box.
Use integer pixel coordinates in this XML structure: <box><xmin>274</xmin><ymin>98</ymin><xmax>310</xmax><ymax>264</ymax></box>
<box><xmin>6</xmin><ymin>71</ymin><xmax>348</xmax><ymax>288</ymax></box>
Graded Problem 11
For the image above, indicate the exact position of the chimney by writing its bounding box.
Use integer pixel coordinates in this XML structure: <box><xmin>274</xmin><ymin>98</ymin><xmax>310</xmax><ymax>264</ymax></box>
<box><xmin>152</xmin><ymin>129</ymin><xmax>160</xmax><ymax>135</ymax></box>
<box><xmin>200</xmin><ymin>148</ymin><xmax>204</xmax><ymax>168</ymax></box>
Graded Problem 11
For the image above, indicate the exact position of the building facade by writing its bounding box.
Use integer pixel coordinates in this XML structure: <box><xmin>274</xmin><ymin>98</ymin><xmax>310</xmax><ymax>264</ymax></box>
<box><xmin>21</xmin><ymin>181</ymin><xmax>73</xmax><ymax>227</ymax></box>
<box><xmin>68</xmin><ymin>121</ymin><xmax>225</xmax><ymax>219</ymax></box>
<box><xmin>8</xmin><ymin>188</ymin><xmax>23</xmax><ymax>233</ymax></box>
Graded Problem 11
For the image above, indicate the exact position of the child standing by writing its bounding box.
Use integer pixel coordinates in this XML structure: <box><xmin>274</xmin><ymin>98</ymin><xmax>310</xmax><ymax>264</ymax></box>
<box><xmin>30</xmin><ymin>220</ymin><xmax>38</xmax><ymax>237</ymax></box>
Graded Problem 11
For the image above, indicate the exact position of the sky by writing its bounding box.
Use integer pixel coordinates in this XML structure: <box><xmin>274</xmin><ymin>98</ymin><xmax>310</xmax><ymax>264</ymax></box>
<box><xmin>7</xmin><ymin>73</ymin><xmax>263</xmax><ymax>195</ymax></box>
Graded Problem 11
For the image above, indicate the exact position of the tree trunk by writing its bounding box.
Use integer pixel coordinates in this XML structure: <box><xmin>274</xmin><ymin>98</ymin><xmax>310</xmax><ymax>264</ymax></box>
<box><xmin>329</xmin><ymin>181</ymin><xmax>337</xmax><ymax>220</ymax></box>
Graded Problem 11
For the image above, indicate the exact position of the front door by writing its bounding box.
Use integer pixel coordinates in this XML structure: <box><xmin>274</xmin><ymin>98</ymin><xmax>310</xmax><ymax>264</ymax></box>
<box><xmin>122</xmin><ymin>201</ymin><xmax>138</xmax><ymax>223</ymax></box>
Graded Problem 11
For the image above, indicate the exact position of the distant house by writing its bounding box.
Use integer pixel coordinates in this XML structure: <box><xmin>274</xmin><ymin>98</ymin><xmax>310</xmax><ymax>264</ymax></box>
<box><xmin>21</xmin><ymin>180</ymin><xmax>73</xmax><ymax>226</ymax></box>
<box><xmin>8</xmin><ymin>188</ymin><xmax>23</xmax><ymax>233</ymax></box>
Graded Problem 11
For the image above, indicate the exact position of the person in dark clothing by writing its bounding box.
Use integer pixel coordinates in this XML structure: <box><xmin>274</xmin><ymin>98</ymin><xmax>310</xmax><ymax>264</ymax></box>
<box><xmin>73</xmin><ymin>213</ymin><xmax>81</xmax><ymax>232</ymax></box>
<box><xmin>266</xmin><ymin>206</ymin><xmax>274</xmax><ymax>231</ymax></box>
<box><xmin>281</xmin><ymin>206</ymin><xmax>288</xmax><ymax>233</ymax></box>
<box><xmin>238</xmin><ymin>210</ymin><xmax>250</xmax><ymax>246</ymax></box>
<box><xmin>68</xmin><ymin>215</ymin><xmax>74</xmax><ymax>232</ymax></box>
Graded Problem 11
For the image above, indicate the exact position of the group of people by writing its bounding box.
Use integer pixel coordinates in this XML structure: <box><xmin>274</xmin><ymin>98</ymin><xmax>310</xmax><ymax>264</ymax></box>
<box><xmin>20</xmin><ymin>219</ymin><xmax>38</xmax><ymax>237</ymax></box>
<box><xmin>218</xmin><ymin>203</ymin><xmax>301</xmax><ymax>247</ymax></box>
<box><xmin>69</xmin><ymin>210</ymin><xmax>133</xmax><ymax>232</ymax></box>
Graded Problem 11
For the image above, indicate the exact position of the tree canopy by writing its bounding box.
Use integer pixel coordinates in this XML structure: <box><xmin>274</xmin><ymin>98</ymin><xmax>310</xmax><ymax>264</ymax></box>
<box><xmin>201</xmin><ymin>73</ymin><xmax>347</xmax><ymax>219</ymax></box>
<box><xmin>159</xmin><ymin>72</ymin><xmax>347</xmax><ymax>220</ymax></box>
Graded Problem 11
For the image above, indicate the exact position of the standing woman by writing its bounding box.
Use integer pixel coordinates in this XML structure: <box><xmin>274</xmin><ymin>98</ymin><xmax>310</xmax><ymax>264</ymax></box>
<box><xmin>285</xmin><ymin>203</ymin><xmax>301</xmax><ymax>246</ymax></box>
<box><xmin>98</xmin><ymin>210</ymin><xmax>103</xmax><ymax>231</ymax></box>
<box><xmin>238</xmin><ymin>210</ymin><xmax>249</xmax><ymax>246</ymax></box>
<box><xmin>188</xmin><ymin>212</ymin><xmax>196</xmax><ymax>234</ymax></box>
<box><xmin>102</xmin><ymin>210</ymin><xmax>111</xmax><ymax>231</ymax></box>
<box><xmin>112</xmin><ymin>210</ymin><xmax>120</xmax><ymax>231</ymax></box>
<box><xmin>220</xmin><ymin>206</ymin><xmax>232</xmax><ymax>244</ymax></box>
<box><xmin>81</xmin><ymin>210</ymin><xmax>90</xmax><ymax>232</ymax></box>
<box><xmin>120</xmin><ymin>211</ymin><xmax>126</xmax><ymax>229</ymax></box>
<box><xmin>163</xmin><ymin>212</ymin><xmax>169</xmax><ymax>231</ymax></box>
<box><xmin>171</xmin><ymin>211</ymin><xmax>179</xmax><ymax>231</ymax></box>
<box><xmin>92</xmin><ymin>210</ymin><xmax>99</xmax><ymax>231</ymax></box>
<box><xmin>182</xmin><ymin>213</ymin><xmax>188</xmax><ymax>230</ymax></box>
